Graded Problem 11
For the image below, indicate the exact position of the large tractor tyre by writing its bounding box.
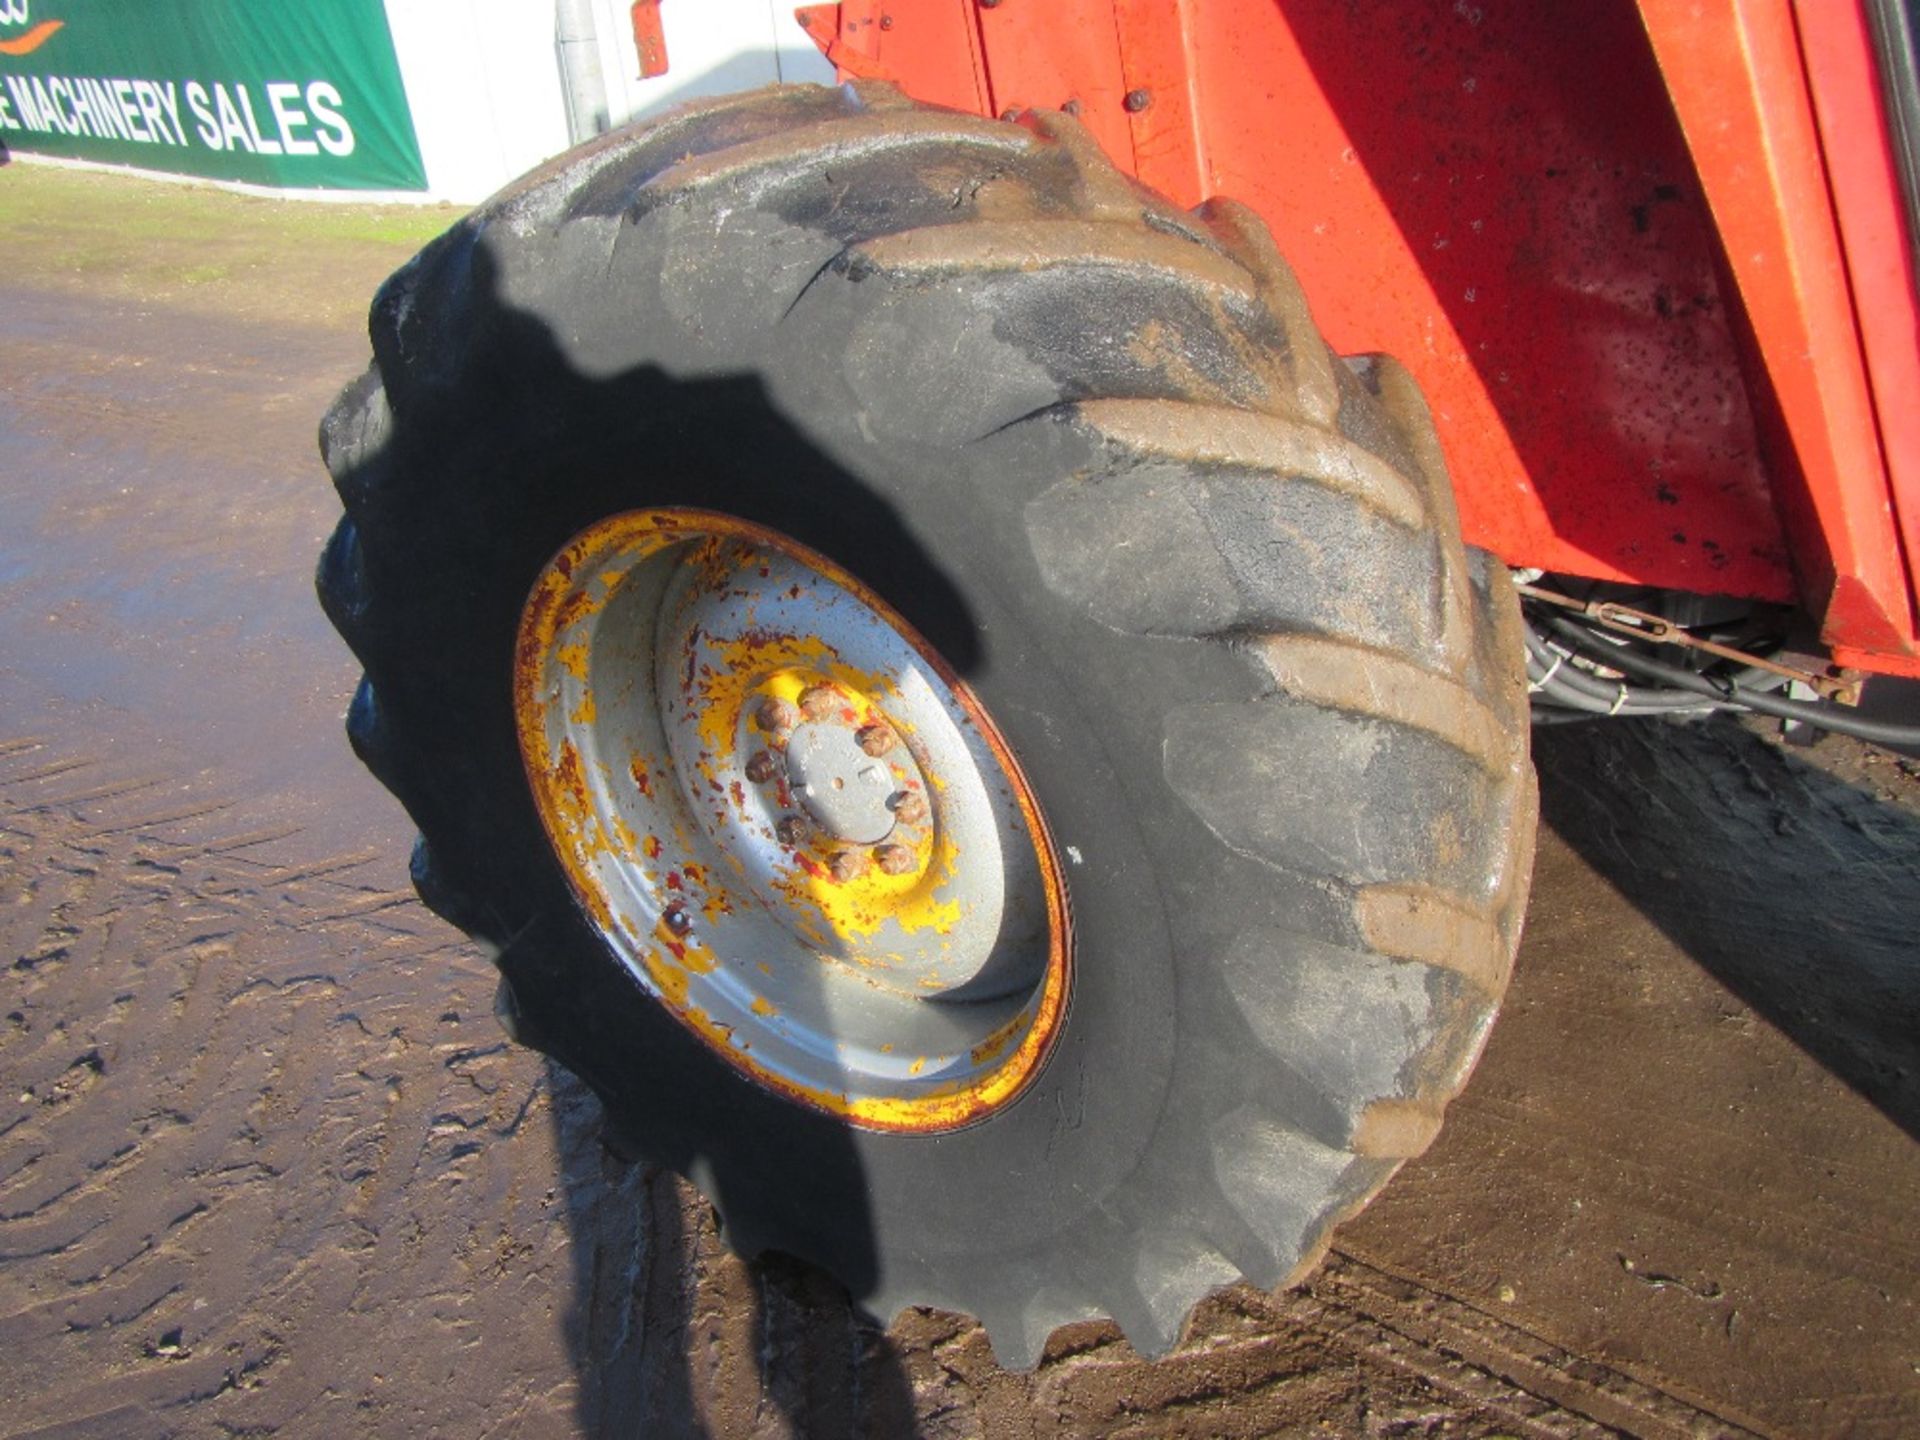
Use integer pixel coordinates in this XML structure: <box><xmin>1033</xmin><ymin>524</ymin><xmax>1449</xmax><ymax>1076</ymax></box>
<box><xmin>318</xmin><ymin>82</ymin><xmax>1535</xmax><ymax>1366</ymax></box>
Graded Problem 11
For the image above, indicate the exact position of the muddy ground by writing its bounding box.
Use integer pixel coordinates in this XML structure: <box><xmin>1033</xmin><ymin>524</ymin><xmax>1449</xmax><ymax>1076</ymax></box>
<box><xmin>2</xmin><ymin>162</ymin><xmax>1916</xmax><ymax>1439</ymax></box>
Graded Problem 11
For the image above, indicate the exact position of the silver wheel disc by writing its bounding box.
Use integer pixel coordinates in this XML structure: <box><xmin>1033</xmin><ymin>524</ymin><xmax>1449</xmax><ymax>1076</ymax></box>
<box><xmin>513</xmin><ymin>509</ymin><xmax>1071</xmax><ymax>1131</ymax></box>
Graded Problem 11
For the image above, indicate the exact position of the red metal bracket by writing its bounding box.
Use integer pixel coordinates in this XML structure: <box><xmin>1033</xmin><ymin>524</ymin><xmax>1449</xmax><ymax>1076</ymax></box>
<box><xmin>796</xmin><ymin>2</ymin><xmax>990</xmax><ymax>105</ymax></box>
<box><xmin>631</xmin><ymin>0</ymin><xmax>668</xmax><ymax>79</ymax></box>
<box><xmin>795</xmin><ymin>3</ymin><xmax>887</xmax><ymax>79</ymax></box>
<box><xmin>1642</xmin><ymin>0</ymin><xmax>1917</xmax><ymax>667</ymax></box>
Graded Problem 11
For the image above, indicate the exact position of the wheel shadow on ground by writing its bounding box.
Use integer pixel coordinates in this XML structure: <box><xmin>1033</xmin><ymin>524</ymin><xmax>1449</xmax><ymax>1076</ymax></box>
<box><xmin>327</xmin><ymin>230</ymin><xmax>969</xmax><ymax>1435</ymax></box>
<box><xmin>1533</xmin><ymin>715</ymin><xmax>1920</xmax><ymax>1141</ymax></box>
<box><xmin>548</xmin><ymin>1060</ymin><xmax>920</xmax><ymax>1437</ymax></box>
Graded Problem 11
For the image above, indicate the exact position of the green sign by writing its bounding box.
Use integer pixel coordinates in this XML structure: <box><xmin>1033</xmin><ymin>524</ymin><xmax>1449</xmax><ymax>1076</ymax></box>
<box><xmin>0</xmin><ymin>0</ymin><xmax>426</xmax><ymax>190</ymax></box>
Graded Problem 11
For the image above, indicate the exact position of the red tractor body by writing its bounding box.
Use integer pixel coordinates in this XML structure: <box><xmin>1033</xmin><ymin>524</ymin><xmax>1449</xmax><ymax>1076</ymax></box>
<box><xmin>798</xmin><ymin>0</ymin><xmax>1920</xmax><ymax>678</ymax></box>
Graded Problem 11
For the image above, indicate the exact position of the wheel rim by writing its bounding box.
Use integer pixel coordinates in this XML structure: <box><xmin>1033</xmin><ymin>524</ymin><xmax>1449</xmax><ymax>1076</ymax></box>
<box><xmin>513</xmin><ymin>509</ymin><xmax>1072</xmax><ymax>1132</ymax></box>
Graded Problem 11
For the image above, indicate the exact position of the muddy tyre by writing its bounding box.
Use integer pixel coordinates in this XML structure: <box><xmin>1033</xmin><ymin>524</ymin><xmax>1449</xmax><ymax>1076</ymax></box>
<box><xmin>318</xmin><ymin>82</ymin><xmax>1535</xmax><ymax>1366</ymax></box>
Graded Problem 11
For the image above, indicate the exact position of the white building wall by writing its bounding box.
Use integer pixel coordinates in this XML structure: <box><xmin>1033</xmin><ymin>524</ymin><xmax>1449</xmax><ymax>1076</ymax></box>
<box><xmin>588</xmin><ymin>0</ymin><xmax>834</xmax><ymax>131</ymax></box>
<box><xmin>384</xmin><ymin>0</ymin><xmax>835</xmax><ymax>203</ymax></box>
<box><xmin>382</xmin><ymin>0</ymin><xmax>571</xmax><ymax>202</ymax></box>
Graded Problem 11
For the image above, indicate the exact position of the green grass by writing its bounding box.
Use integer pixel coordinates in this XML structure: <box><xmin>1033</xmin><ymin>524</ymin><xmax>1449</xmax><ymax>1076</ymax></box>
<box><xmin>0</xmin><ymin>158</ymin><xmax>466</xmax><ymax>327</ymax></box>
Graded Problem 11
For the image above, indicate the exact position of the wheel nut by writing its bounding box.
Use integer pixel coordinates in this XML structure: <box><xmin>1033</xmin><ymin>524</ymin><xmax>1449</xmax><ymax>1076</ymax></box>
<box><xmin>756</xmin><ymin>696</ymin><xmax>799</xmax><ymax>734</ymax></box>
<box><xmin>873</xmin><ymin>842</ymin><xmax>914</xmax><ymax>876</ymax></box>
<box><xmin>662</xmin><ymin>904</ymin><xmax>692</xmax><ymax>936</ymax></box>
<box><xmin>776</xmin><ymin>815</ymin><xmax>809</xmax><ymax>845</ymax></box>
<box><xmin>855</xmin><ymin>722</ymin><xmax>895</xmax><ymax>756</ymax></box>
<box><xmin>798</xmin><ymin>684</ymin><xmax>838</xmax><ymax>720</ymax></box>
<box><xmin>829</xmin><ymin>849</ymin><xmax>868</xmax><ymax>883</ymax></box>
<box><xmin>745</xmin><ymin>750</ymin><xmax>778</xmax><ymax>783</ymax></box>
<box><xmin>1123</xmin><ymin>88</ymin><xmax>1152</xmax><ymax>113</ymax></box>
<box><xmin>891</xmin><ymin>792</ymin><xmax>929</xmax><ymax>825</ymax></box>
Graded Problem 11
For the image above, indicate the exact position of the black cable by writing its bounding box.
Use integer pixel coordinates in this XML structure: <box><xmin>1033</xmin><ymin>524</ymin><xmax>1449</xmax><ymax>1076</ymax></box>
<box><xmin>1527</xmin><ymin>704</ymin><xmax>1606</xmax><ymax>725</ymax></box>
<box><xmin>1542</xmin><ymin>615</ymin><xmax>1920</xmax><ymax>747</ymax></box>
<box><xmin>1524</xmin><ymin>627</ymin><xmax>1789</xmax><ymax>716</ymax></box>
<box><xmin>1523</xmin><ymin>625</ymin><xmax>1716</xmax><ymax>716</ymax></box>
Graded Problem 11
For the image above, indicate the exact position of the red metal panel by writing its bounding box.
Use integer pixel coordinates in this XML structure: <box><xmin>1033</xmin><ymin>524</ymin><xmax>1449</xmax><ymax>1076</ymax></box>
<box><xmin>1179</xmin><ymin>1</ymin><xmax>1797</xmax><ymax>602</ymax></box>
<box><xmin>1106</xmin><ymin>0</ymin><xmax>1207</xmax><ymax>205</ymax></box>
<box><xmin>967</xmin><ymin>0</ymin><xmax>1136</xmax><ymax>162</ymax></box>
<box><xmin>796</xmin><ymin>0</ymin><xmax>990</xmax><ymax>112</ymax></box>
<box><xmin>630</xmin><ymin>0</ymin><xmax>668</xmax><ymax>79</ymax></box>
<box><xmin>1795</xmin><ymin>0</ymin><xmax>1920</xmax><ymax>673</ymax></box>
<box><xmin>1642</xmin><ymin>0</ymin><xmax>1915</xmax><ymax>662</ymax></box>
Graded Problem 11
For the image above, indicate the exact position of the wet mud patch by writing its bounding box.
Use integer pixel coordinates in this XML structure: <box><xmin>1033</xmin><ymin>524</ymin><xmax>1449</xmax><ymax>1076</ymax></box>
<box><xmin>0</xmin><ymin>739</ymin><xmax>587</xmax><ymax>1433</ymax></box>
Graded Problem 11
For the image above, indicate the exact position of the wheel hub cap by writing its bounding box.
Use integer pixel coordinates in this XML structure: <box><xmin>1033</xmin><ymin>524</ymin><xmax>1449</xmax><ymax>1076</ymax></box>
<box><xmin>783</xmin><ymin>714</ymin><xmax>907</xmax><ymax>844</ymax></box>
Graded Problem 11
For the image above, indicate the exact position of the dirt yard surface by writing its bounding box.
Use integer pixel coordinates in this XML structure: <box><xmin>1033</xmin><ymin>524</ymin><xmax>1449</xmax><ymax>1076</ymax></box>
<box><xmin>2</xmin><ymin>159</ymin><xmax>1916</xmax><ymax>1439</ymax></box>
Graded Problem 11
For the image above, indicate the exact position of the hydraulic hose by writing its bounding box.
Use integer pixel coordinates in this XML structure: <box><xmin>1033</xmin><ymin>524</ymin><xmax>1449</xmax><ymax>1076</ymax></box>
<box><xmin>1524</xmin><ymin>625</ymin><xmax>1716</xmax><ymax>716</ymax></box>
<box><xmin>1541</xmin><ymin>615</ymin><xmax>1920</xmax><ymax>747</ymax></box>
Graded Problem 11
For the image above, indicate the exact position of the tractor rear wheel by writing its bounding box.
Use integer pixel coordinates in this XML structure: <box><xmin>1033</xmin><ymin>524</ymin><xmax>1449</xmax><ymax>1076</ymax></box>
<box><xmin>317</xmin><ymin>82</ymin><xmax>1535</xmax><ymax>1366</ymax></box>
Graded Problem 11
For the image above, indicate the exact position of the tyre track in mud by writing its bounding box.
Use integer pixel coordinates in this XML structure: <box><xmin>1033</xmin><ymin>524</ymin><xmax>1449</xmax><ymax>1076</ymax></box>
<box><xmin>0</xmin><ymin>737</ymin><xmax>598</xmax><ymax>1436</ymax></box>
<box><xmin>607</xmin><ymin>1165</ymin><xmax>1760</xmax><ymax>1439</ymax></box>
